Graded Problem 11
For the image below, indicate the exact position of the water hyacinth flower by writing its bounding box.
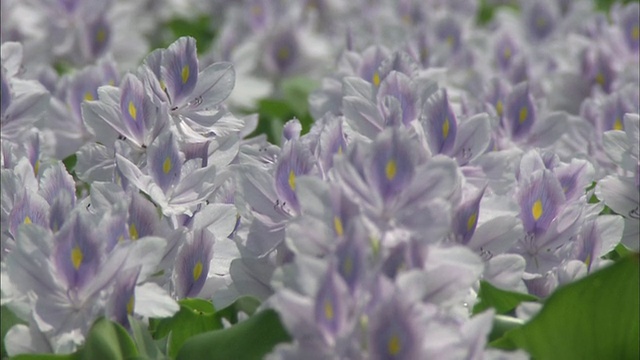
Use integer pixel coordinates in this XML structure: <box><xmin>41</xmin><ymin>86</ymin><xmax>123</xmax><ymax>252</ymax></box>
<box><xmin>2</xmin><ymin>0</ymin><xmax>640</xmax><ymax>357</ymax></box>
<box><xmin>82</xmin><ymin>70</ymin><xmax>168</xmax><ymax>153</ymax></box>
<box><xmin>0</xmin><ymin>43</ymin><xmax>50</xmax><ymax>142</ymax></box>
<box><xmin>596</xmin><ymin>113</ymin><xmax>640</xmax><ymax>250</ymax></box>
<box><xmin>173</xmin><ymin>227</ymin><xmax>215</xmax><ymax>298</ymax></box>
<box><xmin>140</xmin><ymin>36</ymin><xmax>242</xmax><ymax>142</ymax></box>
<box><xmin>492</xmin><ymin>81</ymin><xmax>568</xmax><ymax>150</ymax></box>
<box><xmin>274</xmin><ymin>139</ymin><xmax>318</xmax><ymax>214</ymax></box>
<box><xmin>2</xmin><ymin>212</ymin><xmax>177</xmax><ymax>353</ymax></box>
<box><xmin>523</xmin><ymin>0</ymin><xmax>558</xmax><ymax>42</ymax></box>
<box><xmin>115</xmin><ymin>129</ymin><xmax>217</xmax><ymax>216</ymax></box>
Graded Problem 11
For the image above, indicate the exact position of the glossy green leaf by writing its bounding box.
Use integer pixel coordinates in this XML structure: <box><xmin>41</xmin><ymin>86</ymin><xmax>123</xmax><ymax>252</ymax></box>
<box><xmin>12</xmin><ymin>354</ymin><xmax>77</xmax><ymax>360</ymax></box>
<box><xmin>487</xmin><ymin>315</ymin><xmax>525</xmax><ymax>343</ymax></box>
<box><xmin>128</xmin><ymin>316</ymin><xmax>165</xmax><ymax>360</ymax></box>
<box><xmin>62</xmin><ymin>154</ymin><xmax>77</xmax><ymax>173</ymax></box>
<box><xmin>214</xmin><ymin>296</ymin><xmax>261</xmax><ymax>325</ymax></box>
<box><xmin>473</xmin><ymin>280</ymin><xmax>539</xmax><ymax>315</ymax></box>
<box><xmin>1</xmin><ymin>306</ymin><xmax>26</xmax><ymax>358</ymax></box>
<box><xmin>176</xmin><ymin>309</ymin><xmax>291</xmax><ymax>360</ymax></box>
<box><xmin>166</xmin><ymin>16</ymin><xmax>216</xmax><ymax>55</ymax></box>
<box><xmin>10</xmin><ymin>319</ymin><xmax>137</xmax><ymax>360</ymax></box>
<box><xmin>149</xmin><ymin>298</ymin><xmax>223</xmax><ymax>358</ymax></box>
<box><xmin>78</xmin><ymin>317</ymin><xmax>139</xmax><ymax>360</ymax></box>
<box><xmin>491</xmin><ymin>254</ymin><xmax>640</xmax><ymax>360</ymax></box>
<box><xmin>281</xmin><ymin>76</ymin><xmax>319</xmax><ymax>116</ymax></box>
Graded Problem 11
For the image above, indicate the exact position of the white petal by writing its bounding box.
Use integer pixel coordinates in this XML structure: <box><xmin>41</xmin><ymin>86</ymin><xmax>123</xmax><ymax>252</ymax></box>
<box><xmin>134</xmin><ymin>282</ymin><xmax>179</xmax><ymax>318</ymax></box>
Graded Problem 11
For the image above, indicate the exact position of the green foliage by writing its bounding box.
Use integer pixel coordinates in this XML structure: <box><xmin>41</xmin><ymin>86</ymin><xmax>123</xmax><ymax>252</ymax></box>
<box><xmin>603</xmin><ymin>242</ymin><xmax>632</xmax><ymax>261</ymax></box>
<box><xmin>149</xmin><ymin>299</ymin><xmax>223</xmax><ymax>358</ymax></box>
<box><xmin>1</xmin><ymin>306</ymin><xmax>26</xmax><ymax>358</ymax></box>
<box><xmin>78</xmin><ymin>318</ymin><xmax>139</xmax><ymax>360</ymax></box>
<box><xmin>249</xmin><ymin>77</ymin><xmax>319</xmax><ymax>145</ymax></box>
<box><xmin>476</xmin><ymin>0</ymin><xmax>519</xmax><ymax>25</ymax></box>
<box><xmin>491</xmin><ymin>254</ymin><xmax>640</xmax><ymax>360</ymax></box>
<box><xmin>62</xmin><ymin>154</ymin><xmax>77</xmax><ymax>173</ymax></box>
<box><xmin>594</xmin><ymin>0</ymin><xmax>640</xmax><ymax>12</ymax></box>
<box><xmin>175</xmin><ymin>309</ymin><xmax>291</xmax><ymax>360</ymax></box>
<box><xmin>12</xmin><ymin>354</ymin><xmax>76</xmax><ymax>360</ymax></box>
<box><xmin>129</xmin><ymin>316</ymin><xmax>167</xmax><ymax>360</ymax></box>
<box><xmin>473</xmin><ymin>281</ymin><xmax>539</xmax><ymax>315</ymax></box>
<box><xmin>214</xmin><ymin>296</ymin><xmax>261</xmax><ymax>325</ymax></box>
<box><xmin>487</xmin><ymin>315</ymin><xmax>525</xmax><ymax>343</ymax></box>
<box><xmin>166</xmin><ymin>16</ymin><xmax>217</xmax><ymax>55</ymax></box>
<box><xmin>12</xmin><ymin>318</ymin><xmax>140</xmax><ymax>360</ymax></box>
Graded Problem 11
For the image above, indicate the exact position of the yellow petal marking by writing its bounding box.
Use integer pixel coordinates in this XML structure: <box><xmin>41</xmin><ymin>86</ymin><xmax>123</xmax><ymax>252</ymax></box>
<box><xmin>163</xmin><ymin>157</ymin><xmax>172</xmax><ymax>174</ymax></box>
<box><xmin>370</xmin><ymin>236</ymin><xmax>380</xmax><ymax>257</ymax></box>
<box><xmin>532</xmin><ymin>199</ymin><xmax>543</xmax><ymax>221</ymax></box>
<box><xmin>595</xmin><ymin>73</ymin><xmax>605</xmax><ymax>86</ymax></box>
<box><xmin>633</xmin><ymin>25</ymin><xmax>639</xmax><ymax>41</ymax></box>
<box><xmin>385</xmin><ymin>159</ymin><xmax>397</xmax><ymax>181</ymax></box>
<box><xmin>251</xmin><ymin>4</ymin><xmax>263</xmax><ymax>16</ymax></box>
<box><xmin>442</xmin><ymin>117</ymin><xmax>450</xmax><ymax>139</ymax></box>
<box><xmin>519</xmin><ymin>107</ymin><xmax>528</xmax><ymax>124</ymax></box>
<box><xmin>372</xmin><ymin>71</ymin><xmax>381</xmax><ymax>87</ymax></box>
<box><xmin>129</xmin><ymin>223</ymin><xmax>139</xmax><ymax>240</ymax></box>
<box><xmin>126</xmin><ymin>296</ymin><xmax>135</xmax><ymax>315</ymax></box>
<box><xmin>277</xmin><ymin>46</ymin><xmax>290</xmax><ymax>61</ymax></box>
<box><xmin>24</xmin><ymin>216</ymin><xmax>32</xmax><ymax>224</ymax></box>
<box><xmin>503</xmin><ymin>46</ymin><xmax>512</xmax><ymax>60</ymax></box>
<box><xmin>128</xmin><ymin>100</ymin><xmax>137</xmax><ymax>121</ymax></box>
<box><xmin>613</xmin><ymin>118</ymin><xmax>623</xmax><ymax>131</ymax></box>
<box><xmin>467</xmin><ymin>212</ymin><xmax>477</xmax><ymax>232</ymax></box>
<box><xmin>388</xmin><ymin>334</ymin><xmax>401</xmax><ymax>356</ymax></box>
<box><xmin>496</xmin><ymin>100</ymin><xmax>504</xmax><ymax>117</ymax></box>
<box><xmin>84</xmin><ymin>91</ymin><xmax>94</xmax><ymax>101</ymax></box>
<box><xmin>446</xmin><ymin>35</ymin><xmax>454</xmax><ymax>47</ymax></box>
<box><xmin>181</xmin><ymin>65</ymin><xmax>190</xmax><ymax>84</ymax></box>
<box><xmin>334</xmin><ymin>216</ymin><xmax>344</xmax><ymax>237</ymax></box>
<box><xmin>584</xmin><ymin>253</ymin><xmax>592</xmax><ymax>269</ymax></box>
<box><xmin>288</xmin><ymin>169</ymin><xmax>296</xmax><ymax>191</ymax></box>
<box><xmin>337</xmin><ymin>145</ymin><xmax>343</xmax><ymax>155</ymax></box>
<box><xmin>324</xmin><ymin>299</ymin><xmax>334</xmax><ymax>320</ymax></box>
<box><xmin>71</xmin><ymin>246</ymin><xmax>83</xmax><ymax>270</ymax></box>
<box><xmin>118</xmin><ymin>235</ymin><xmax>125</xmax><ymax>243</ymax></box>
<box><xmin>536</xmin><ymin>17</ymin><xmax>546</xmax><ymax>29</ymax></box>
<box><xmin>160</xmin><ymin>80</ymin><xmax>167</xmax><ymax>92</ymax></box>
<box><xmin>34</xmin><ymin>160</ymin><xmax>40</xmax><ymax>175</ymax></box>
<box><xmin>96</xmin><ymin>28</ymin><xmax>106</xmax><ymax>43</ymax></box>
<box><xmin>193</xmin><ymin>261</ymin><xmax>203</xmax><ymax>281</ymax></box>
<box><xmin>342</xmin><ymin>256</ymin><xmax>353</xmax><ymax>276</ymax></box>
<box><xmin>420</xmin><ymin>47</ymin><xmax>428</xmax><ymax>61</ymax></box>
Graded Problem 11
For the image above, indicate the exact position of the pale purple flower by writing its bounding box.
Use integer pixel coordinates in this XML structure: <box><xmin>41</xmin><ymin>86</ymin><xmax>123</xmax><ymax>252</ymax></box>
<box><xmin>115</xmin><ymin>129</ymin><xmax>217</xmax><ymax>216</ymax></box>
<box><xmin>173</xmin><ymin>228</ymin><xmax>215</xmax><ymax>298</ymax></box>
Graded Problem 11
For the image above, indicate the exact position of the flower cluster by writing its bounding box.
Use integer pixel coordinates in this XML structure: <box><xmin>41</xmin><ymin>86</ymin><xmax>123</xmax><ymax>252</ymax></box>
<box><xmin>1</xmin><ymin>0</ymin><xmax>638</xmax><ymax>358</ymax></box>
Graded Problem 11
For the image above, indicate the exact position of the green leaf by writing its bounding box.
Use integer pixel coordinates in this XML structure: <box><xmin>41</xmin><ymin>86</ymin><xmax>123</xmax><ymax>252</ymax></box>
<box><xmin>78</xmin><ymin>317</ymin><xmax>139</xmax><ymax>360</ymax></box>
<box><xmin>128</xmin><ymin>316</ymin><xmax>166</xmax><ymax>360</ymax></box>
<box><xmin>1</xmin><ymin>306</ymin><xmax>26</xmax><ymax>358</ymax></box>
<box><xmin>10</xmin><ymin>319</ymin><xmax>138</xmax><ymax>360</ymax></box>
<box><xmin>176</xmin><ymin>309</ymin><xmax>291</xmax><ymax>360</ymax></box>
<box><xmin>281</xmin><ymin>76</ymin><xmax>319</xmax><ymax>116</ymax></box>
<box><xmin>472</xmin><ymin>281</ymin><xmax>539</xmax><ymax>315</ymax></box>
<box><xmin>214</xmin><ymin>296</ymin><xmax>261</xmax><ymax>325</ymax></box>
<box><xmin>604</xmin><ymin>243</ymin><xmax>632</xmax><ymax>261</ymax></box>
<box><xmin>149</xmin><ymin>298</ymin><xmax>223</xmax><ymax>359</ymax></box>
<box><xmin>487</xmin><ymin>315</ymin><xmax>525</xmax><ymax>343</ymax></box>
<box><xmin>62</xmin><ymin>154</ymin><xmax>77</xmax><ymax>173</ymax></box>
<box><xmin>12</xmin><ymin>354</ymin><xmax>77</xmax><ymax>360</ymax></box>
<box><xmin>166</xmin><ymin>16</ymin><xmax>216</xmax><ymax>55</ymax></box>
<box><xmin>491</xmin><ymin>254</ymin><xmax>640</xmax><ymax>359</ymax></box>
